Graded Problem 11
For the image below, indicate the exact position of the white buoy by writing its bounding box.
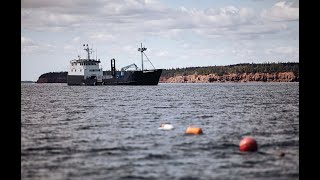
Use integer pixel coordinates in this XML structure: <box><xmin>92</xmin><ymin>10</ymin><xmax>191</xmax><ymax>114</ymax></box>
<box><xmin>158</xmin><ymin>123</ymin><xmax>174</xmax><ymax>130</ymax></box>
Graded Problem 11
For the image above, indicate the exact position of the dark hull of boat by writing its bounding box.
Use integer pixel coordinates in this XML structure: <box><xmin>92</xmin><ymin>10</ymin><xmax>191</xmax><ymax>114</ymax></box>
<box><xmin>67</xmin><ymin>69</ymin><xmax>162</xmax><ymax>86</ymax></box>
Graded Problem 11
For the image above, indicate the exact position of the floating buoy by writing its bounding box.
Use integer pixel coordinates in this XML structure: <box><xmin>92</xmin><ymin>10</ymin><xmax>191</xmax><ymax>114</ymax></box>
<box><xmin>239</xmin><ymin>137</ymin><xmax>258</xmax><ymax>152</ymax></box>
<box><xmin>158</xmin><ymin>123</ymin><xmax>174</xmax><ymax>130</ymax></box>
<box><xmin>186</xmin><ymin>126</ymin><xmax>203</xmax><ymax>135</ymax></box>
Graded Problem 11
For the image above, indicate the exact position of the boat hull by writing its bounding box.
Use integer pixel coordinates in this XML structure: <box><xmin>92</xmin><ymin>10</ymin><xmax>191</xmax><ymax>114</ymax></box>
<box><xmin>67</xmin><ymin>69</ymin><xmax>162</xmax><ymax>86</ymax></box>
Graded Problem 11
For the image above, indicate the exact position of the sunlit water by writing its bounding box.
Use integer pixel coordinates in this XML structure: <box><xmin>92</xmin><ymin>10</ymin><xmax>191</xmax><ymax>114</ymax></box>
<box><xmin>21</xmin><ymin>82</ymin><xmax>299</xmax><ymax>180</ymax></box>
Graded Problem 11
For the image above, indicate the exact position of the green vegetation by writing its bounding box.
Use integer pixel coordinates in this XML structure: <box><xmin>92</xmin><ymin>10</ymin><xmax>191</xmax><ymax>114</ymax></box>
<box><xmin>161</xmin><ymin>62</ymin><xmax>299</xmax><ymax>77</ymax></box>
<box><xmin>38</xmin><ymin>71</ymin><xmax>68</xmax><ymax>78</ymax></box>
<box><xmin>37</xmin><ymin>71</ymin><xmax>68</xmax><ymax>83</ymax></box>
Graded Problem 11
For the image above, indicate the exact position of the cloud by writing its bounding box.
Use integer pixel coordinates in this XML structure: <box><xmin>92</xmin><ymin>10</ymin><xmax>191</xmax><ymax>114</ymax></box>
<box><xmin>291</xmin><ymin>0</ymin><xmax>299</xmax><ymax>8</ymax></box>
<box><xmin>261</xmin><ymin>1</ymin><xmax>299</xmax><ymax>21</ymax></box>
<box><xmin>237</xmin><ymin>23</ymin><xmax>287</xmax><ymax>35</ymax></box>
<box><xmin>21</xmin><ymin>0</ymin><xmax>293</xmax><ymax>39</ymax></box>
<box><xmin>232</xmin><ymin>49</ymin><xmax>254</xmax><ymax>57</ymax></box>
<box><xmin>21</xmin><ymin>0</ymin><xmax>68</xmax><ymax>8</ymax></box>
<box><xmin>21</xmin><ymin>0</ymin><xmax>166</xmax><ymax>31</ymax></box>
<box><xmin>22</xmin><ymin>9</ymin><xmax>84</xmax><ymax>31</ymax></box>
<box><xmin>154</xmin><ymin>50</ymin><xmax>169</xmax><ymax>57</ymax></box>
<box><xmin>141</xmin><ymin>5</ymin><xmax>289</xmax><ymax>40</ymax></box>
<box><xmin>263</xmin><ymin>46</ymin><xmax>299</xmax><ymax>62</ymax></box>
<box><xmin>21</xmin><ymin>36</ymin><xmax>37</xmax><ymax>55</ymax></box>
<box><xmin>73</xmin><ymin>37</ymin><xmax>81</xmax><ymax>43</ymax></box>
<box><xmin>89</xmin><ymin>33</ymin><xmax>115</xmax><ymax>42</ymax></box>
<box><xmin>21</xmin><ymin>0</ymin><xmax>298</xmax><ymax>61</ymax></box>
<box><xmin>154</xmin><ymin>6</ymin><xmax>255</xmax><ymax>30</ymax></box>
<box><xmin>265</xmin><ymin>46</ymin><xmax>299</xmax><ymax>54</ymax></box>
<box><xmin>21</xmin><ymin>36</ymin><xmax>35</xmax><ymax>46</ymax></box>
<box><xmin>21</xmin><ymin>0</ymin><xmax>104</xmax><ymax>12</ymax></box>
<box><xmin>21</xmin><ymin>36</ymin><xmax>55</xmax><ymax>55</ymax></box>
<box><xmin>63</xmin><ymin>44</ymin><xmax>77</xmax><ymax>54</ymax></box>
<box><xmin>194</xmin><ymin>22</ymin><xmax>287</xmax><ymax>40</ymax></box>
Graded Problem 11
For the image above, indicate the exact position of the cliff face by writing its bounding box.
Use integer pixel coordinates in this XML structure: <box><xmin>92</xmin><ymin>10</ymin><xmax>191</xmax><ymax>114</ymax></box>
<box><xmin>160</xmin><ymin>72</ymin><xmax>298</xmax><ymax>83</ymax></box>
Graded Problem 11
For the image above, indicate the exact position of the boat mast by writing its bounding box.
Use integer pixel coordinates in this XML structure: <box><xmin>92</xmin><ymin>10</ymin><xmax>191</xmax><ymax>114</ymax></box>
<box><xmin>138</xmin><ymin>43</ymin><xmax>147</xmax><ymax>71</ymax></box>
<box><xmin>83</xmin><ymin>44</ymin><xmax>92</xmax><ymax>60</ymax></box>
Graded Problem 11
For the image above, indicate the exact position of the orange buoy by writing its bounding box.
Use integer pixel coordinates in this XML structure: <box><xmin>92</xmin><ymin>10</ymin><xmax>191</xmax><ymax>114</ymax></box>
<box><xmin>239</xmin><ymin>137</ymin><xmax>258</xmax><ymax>152</ymax></box>
<box><xmin>186</xmin><ymin>127</ymin><xmax>203</xmax><ymax>135</ymax></box>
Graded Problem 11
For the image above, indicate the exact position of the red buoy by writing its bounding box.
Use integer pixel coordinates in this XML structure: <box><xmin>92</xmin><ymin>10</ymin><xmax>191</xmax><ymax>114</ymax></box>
<box><xmin>239</xmin><ymin>137</ymin><xmax>258</xmax><ymax>152</ymax></box>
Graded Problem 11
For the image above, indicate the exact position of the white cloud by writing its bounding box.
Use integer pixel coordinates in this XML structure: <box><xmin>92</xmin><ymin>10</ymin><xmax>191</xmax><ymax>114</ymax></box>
<box><xmin>21</xmin><ymin>0</ymin><xmax>292</xmax><ymax>39</ymax></box>
<box><xmin>261</xmin><ymin>1</ymin><xmax>299</xmax><ymax>21</ymax></box>
<box><xmin>21</xmin><ymin>0</ymin><xmax>167</xmax><ymax>31</ymax></box>
<box><xmin>154</xmin><ymin>50</ymin><xmax>169</xmax><ymax>57</ymax></box>
<box><xmin>63</xmin><ymin>44</ymin><xmax>75</xmax><ymax>52</ymax></box>
<box><xmin>21</xmin><ymin>36</ymin><xmax>35</xmax><ymax>46</ymax></box>
<box><xmin>73</xmin><ymin>37</ymin><xmax>81</xmax><ymax>43</ymax></box>
<box><xmin>232</xmin><ymin>49</ymin><xmax>254</xmax><ymax>58</ymax></box>
<box><xmin>22</xmin><ymin>9</ymin><xmax>84</xmax><ymax>31</ymax></box>
<box><xmin>237</xmin><ymin>23</ymin><xmax>287</xmax><ymax>35</ymax></box>
<box><xmin>89</xmin><ymin>33</ymin><xmax>115</xmax><ymax>42</ymax></box>
<box><xmin>22</xmin><ymin>0</ymin><xmax>72</xmax><ymax>8</ymax></box>
<box><xmin>182</xmin><ymin>43</ymin><xmax>190</xmax><ymax>48</ymax></box>
<box><xmin>21</xmin><ymin>36</ymin><xmax>37</xmax><ymax>55</ymax></box>
<box><xmin>194</xmin><ymin>21</ymin><xmax>287</xmax><ymax>40</ymax></box>
<box><xmin>21</xmin><ymin>36</ymin><xmax>55</xmax><ymax>55</ymax></box>
<box><xmin>265</xmin><ymin>46</ymin><xmax>299</xmax><ymax>55</ymax></box>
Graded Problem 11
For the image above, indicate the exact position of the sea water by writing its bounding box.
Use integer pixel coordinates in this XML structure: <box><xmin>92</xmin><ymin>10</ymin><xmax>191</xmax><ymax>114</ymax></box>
<box><xmin>21</xmin><ymin>82</ymin><xmax>299</xmax><ymax>180</ymax></box>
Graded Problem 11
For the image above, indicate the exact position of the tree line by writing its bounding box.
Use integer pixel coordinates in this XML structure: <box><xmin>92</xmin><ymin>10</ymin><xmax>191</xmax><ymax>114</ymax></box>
<box><xmin>161</xmin><ymin>62</ymin><xmax>299</xmax><ymax>77</ymax></box>
<box><xmin>38</xmin><ymin>71</ymin><xmax>68</xmax><ymax>78</ymax></box>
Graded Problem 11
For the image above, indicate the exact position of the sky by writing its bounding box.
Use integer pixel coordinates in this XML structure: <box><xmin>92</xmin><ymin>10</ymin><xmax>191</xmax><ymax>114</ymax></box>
<box><xmin>21</xmin><ymin>0</ymin><xmax>299</xmax><ymax>81</ymax></box>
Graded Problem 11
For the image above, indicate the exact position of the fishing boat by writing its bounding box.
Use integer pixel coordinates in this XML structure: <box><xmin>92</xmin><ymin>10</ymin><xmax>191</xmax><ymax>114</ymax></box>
<box><xmin>67</xmin><ymin>43</ymin><xmax>162</xmax><ymax>85</ymax></box>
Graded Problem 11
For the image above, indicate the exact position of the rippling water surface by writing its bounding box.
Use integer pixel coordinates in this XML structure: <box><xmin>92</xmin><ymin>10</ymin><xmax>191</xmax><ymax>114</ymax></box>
<box><xmin>21</xmin><ymin>83</ymin><xmax>299</xmax><ymax>180</ymax></box>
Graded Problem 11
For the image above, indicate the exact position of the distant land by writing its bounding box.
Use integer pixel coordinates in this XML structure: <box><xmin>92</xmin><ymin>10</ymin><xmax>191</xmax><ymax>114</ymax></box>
<box><xmin>35</xmin><ymin>62</ymin><xmax>299</xmax><ymax>83</ymax></box>
<box><xmin>21</xmin><ymin>81</ymin><xmax>35</xmax><ymax>83</ymax></box>
<box><xmin>36</xmin><ymin>72</ymin><xmax>68</xmax><ymax>83</ymax></box>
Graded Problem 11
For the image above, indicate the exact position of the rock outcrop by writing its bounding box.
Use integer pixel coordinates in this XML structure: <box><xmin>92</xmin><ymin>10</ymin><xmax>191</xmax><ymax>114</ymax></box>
<box><xmin>160</xmin><ymin>72</ymin><xmax>298</xmax><ymax>83</ymax></box>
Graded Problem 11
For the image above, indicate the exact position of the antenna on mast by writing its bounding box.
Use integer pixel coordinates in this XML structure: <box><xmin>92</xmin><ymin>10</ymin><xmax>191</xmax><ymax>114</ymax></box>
<box><xmin>138</xmin><ymin>43</ymin><xmax>147</xmax><ymax>71</ymax></box>
<box><xmin>83</xmin><ymin>44</ymin><xmax>93</xmax><ymax>60</ymax></box>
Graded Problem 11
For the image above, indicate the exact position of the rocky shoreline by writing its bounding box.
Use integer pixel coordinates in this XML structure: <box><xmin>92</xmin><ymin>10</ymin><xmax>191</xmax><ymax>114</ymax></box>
<box><xmin>160</xmin><ymin>72</ymin><xmax>298</xmax><ymax>83</ymax></box>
